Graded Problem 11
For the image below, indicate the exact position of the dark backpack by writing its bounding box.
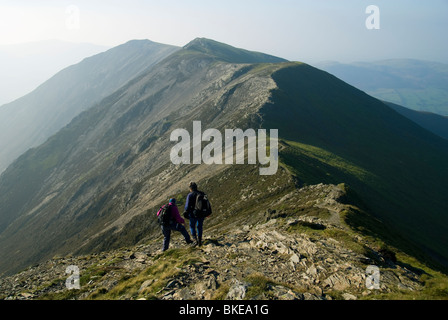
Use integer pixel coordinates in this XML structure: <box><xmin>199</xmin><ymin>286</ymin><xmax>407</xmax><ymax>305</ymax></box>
<box><xmin>158</xmin><ymin>204</ymin><xmax>173</xmax><ymax>226</ymax></box>
<box><xmin>194</xmin><ymin>191</ymin><xmax>212</xmax><ymax>218</ymax></box>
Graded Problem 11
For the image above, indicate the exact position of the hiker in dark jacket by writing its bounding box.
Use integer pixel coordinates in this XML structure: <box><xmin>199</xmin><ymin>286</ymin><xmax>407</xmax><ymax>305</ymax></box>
<box><xmin>157</xmin><ymin>198</ymin><xmax>193</xmax><ymax>251</ymax></box>
<box><xmin>184</xmin><ymin>182</ymin><xmax>205</xmax><ymax>246</ymax></box>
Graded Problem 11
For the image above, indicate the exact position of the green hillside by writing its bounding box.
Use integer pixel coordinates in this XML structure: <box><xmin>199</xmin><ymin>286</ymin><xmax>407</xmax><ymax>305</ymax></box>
<box><xmin>260</xmin><ymin>63</ymin><xmax>448</xmax><ymax>268</ymax></box>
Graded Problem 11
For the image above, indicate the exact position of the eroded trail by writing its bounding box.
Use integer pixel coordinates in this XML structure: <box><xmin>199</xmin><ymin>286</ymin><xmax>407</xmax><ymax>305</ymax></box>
<box><xmin>0</xmin><ymin>184</ymin><xmax>425</xmax><ymax>300</ymax></box>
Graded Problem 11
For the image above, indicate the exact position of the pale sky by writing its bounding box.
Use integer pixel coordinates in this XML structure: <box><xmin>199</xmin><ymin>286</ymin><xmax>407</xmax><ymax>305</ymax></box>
<box><xmin>0</xmin><ymin>0</ymin><xmax>447</xmax><ymax>64</ymax></box>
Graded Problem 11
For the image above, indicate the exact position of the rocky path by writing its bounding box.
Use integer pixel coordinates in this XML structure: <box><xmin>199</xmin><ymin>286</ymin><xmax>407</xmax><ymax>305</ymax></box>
<box><xmin>0</xmin><ymin>184</ymin><xmax>426</xmax><ymax>300</ymax></box>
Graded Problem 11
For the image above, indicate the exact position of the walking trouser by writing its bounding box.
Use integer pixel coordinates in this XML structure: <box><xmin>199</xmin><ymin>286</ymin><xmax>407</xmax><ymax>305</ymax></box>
<box><xmin>161</xmin><ymin>222</ymin><xmax>191</xmax><ymax>251</ymax></box>
<box><xmin>189</xmin><ymin>216</ymin><xmax>204</xmax><ymax>240</ymax></box>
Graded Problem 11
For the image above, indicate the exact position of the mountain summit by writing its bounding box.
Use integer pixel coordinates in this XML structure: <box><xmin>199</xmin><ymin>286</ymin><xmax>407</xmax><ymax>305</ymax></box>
<box><xmin>183</xmin><ymin>38</ymin><xmax>287</xmax><ymax>64</ymax></box>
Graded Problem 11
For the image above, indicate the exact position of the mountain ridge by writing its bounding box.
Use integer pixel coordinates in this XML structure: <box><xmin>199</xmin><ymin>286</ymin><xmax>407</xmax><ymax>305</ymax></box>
<box><xmin>0</xmin><ymin>40</ymin><xmax>110</xmax><ymax>106</ymax></box>
<box><xmin>0</xmin><ymin>40</ymin><xmax>285</xmax><ymax>275</ymax></box>
<box><xmin>183</xmin><ymin>38</ymin><xmax>288</xmax><ymax>64</ymax></box>
<box><xmin>261</xmin><ymin>63</ymin><xmax>448</xmax><ymax>267</ymax></box>
<box><xmin>0</xmin><ymin>37</ymin><xmax>447</xmax><ymax>284</ymax></box>
<box><xmin>0</xmin><ymin>39</ymin><xmax>180</xmax><ymax>173</ymax></box>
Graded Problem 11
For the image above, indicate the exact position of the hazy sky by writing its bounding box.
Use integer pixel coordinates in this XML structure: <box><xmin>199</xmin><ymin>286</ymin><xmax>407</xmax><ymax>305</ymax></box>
<box><xmin>0</xmin><ymin>0</ymin><xmax>447</xmax><ymax>64</ymax></box>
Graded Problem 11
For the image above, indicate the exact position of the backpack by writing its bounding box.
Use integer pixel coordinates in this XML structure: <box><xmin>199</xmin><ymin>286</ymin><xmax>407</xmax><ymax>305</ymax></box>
<box><xmin>158</xmin><ymin>204</ymin><xmax>173</xmax><ymax>226</ymax></box>
<box><xmin>194</xmin><ymin>191</ymin><xmax>212</xmax><ymax>218</ymax></box>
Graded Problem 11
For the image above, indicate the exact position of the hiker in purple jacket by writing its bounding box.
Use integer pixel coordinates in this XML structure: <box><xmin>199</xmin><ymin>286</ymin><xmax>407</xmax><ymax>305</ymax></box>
<box><xmin>157</xmin><ymin>198</ymin><xmax>193</xmax><ymax>251</ymax></box>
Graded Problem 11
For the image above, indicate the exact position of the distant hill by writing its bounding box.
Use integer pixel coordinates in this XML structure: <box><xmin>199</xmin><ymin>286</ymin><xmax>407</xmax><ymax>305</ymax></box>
<box><xmin>0</xmin><ymin>40</ymin><xmax>110</xmax><ymax>106</ymax></box>
<box><xmin>316</xmin><ymin>59</ymin><xmax>448</xmax><ymax>116</ymax></box>
<box><xmin>0</xmin><ymin>40</ymin><xmax>179</xmax><ymax>173</ymax></box>
<box><xmin>0</xmin><ymin>38</ymin><xmax>447</xmax><ymax>281</ymax></box>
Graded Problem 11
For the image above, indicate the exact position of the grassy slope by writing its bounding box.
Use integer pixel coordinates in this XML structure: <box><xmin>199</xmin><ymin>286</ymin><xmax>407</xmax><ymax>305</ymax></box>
<box><xmin>260</xmin><ymin>63</ymin><xmax>448</xmax><ymax>270</ymax></box>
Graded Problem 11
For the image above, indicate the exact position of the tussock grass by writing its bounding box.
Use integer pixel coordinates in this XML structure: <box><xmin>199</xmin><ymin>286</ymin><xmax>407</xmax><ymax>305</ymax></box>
<box><xmin>87</xmin><ymin>247</ymin><xmax>200</xmax><ymax>300</ymax></box>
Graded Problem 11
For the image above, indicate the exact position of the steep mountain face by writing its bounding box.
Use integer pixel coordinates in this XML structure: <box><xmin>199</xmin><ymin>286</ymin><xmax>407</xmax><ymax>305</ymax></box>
<box><xmin>0</xmin><ymin>40</ymin><xmax>179</xmax><ymax>173</ymax></box>
<box><xmin>0</xmin><ymin>38</ymin><xmax>288</xmax><ymax>275</ymax></box>
<box><xmin>315</xmin><ymin>60</ymin><xmax>448</xmax><ymax>116</ymax></box>
<box><xmin>0</xmin><ymin>38</ymin><xmax>447</xmax><ymax>283</ymax></box>
<box><xmin>260</xmin><ymin>64</ymin><xmax>448</xmax><ymax>266</ymax></box>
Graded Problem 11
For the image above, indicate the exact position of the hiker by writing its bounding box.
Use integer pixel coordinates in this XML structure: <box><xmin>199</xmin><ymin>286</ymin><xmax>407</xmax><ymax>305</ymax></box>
<box><xmin>157</xmin><ymin>198</ymin><xmax>193</xmax><ymax>251</ymax></box>
<box><xmin>184</xmin><ymin>182</ymin><xmax>212</xmax><ymax>247</ymax></box>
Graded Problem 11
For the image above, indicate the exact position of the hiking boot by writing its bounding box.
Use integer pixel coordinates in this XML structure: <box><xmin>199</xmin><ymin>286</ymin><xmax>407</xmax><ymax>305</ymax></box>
<box><xmin>191</xmin><ymin>235</ymin><xmax>199</xmax><ymax>246</ymax></box>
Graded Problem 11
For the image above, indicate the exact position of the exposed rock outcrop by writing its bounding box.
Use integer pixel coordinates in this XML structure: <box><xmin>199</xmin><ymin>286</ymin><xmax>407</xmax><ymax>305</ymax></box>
<box><xmin>0</xmin><ymin>184</ymin><xmax>431</xmax><ymax>300</ymax></box>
